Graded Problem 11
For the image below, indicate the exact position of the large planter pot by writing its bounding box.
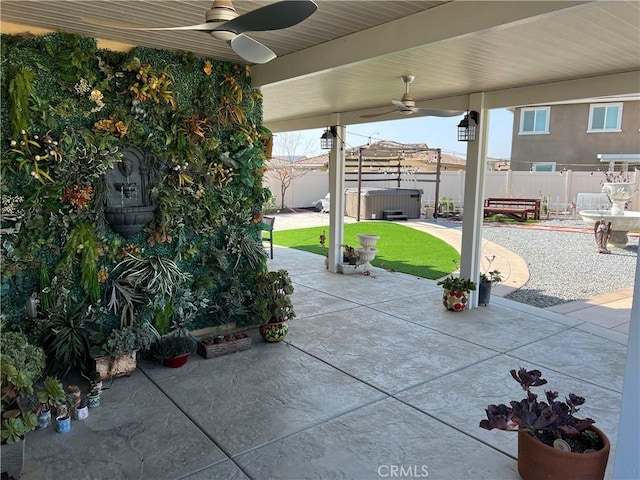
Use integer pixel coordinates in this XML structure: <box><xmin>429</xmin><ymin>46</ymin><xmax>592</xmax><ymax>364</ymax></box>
<box><xmin>162</xmin><ymin>353</ymin><xmax>190</xmax><ymax>368</ymax></box>
<box><xmin>259</xmin><ymin>322</ymin><xmax>288</xmax><ymax>342</ymax></box>
<box><xmin>94</xmin><ymin>351</ymin><xmax>138</xmax><ymax>381</ymax></box>
<box><xmin>517</xmin><ymin>427</ymin><xmax>610</xmax><ymax>480</ymax></box>
<box><xmin>1</xmin><ymin>437</ymin><xmax>25</xmax><ymax>478</ymax></box>
<box><xmin>478</xmin><ymin>282</ymin><xmax>492</xmax><ymax>305</ymax></box>
<box><xmin>442</xmin><ymin>289</ymin><xmax>470</xmax><ymax>311</ymax></box>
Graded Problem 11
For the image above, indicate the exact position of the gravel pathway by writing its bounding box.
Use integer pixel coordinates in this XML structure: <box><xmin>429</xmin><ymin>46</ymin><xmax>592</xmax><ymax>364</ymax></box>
<box><xmin>481</xmin><ymin>220</ymin><xmax>638</xmax><ymax>308</ymax></box>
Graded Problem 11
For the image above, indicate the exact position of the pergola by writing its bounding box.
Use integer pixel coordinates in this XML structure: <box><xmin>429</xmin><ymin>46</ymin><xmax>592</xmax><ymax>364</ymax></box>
<box><xmin>2</xmin><ymin>1</ymin><xmax>639</xmax><ymax>475</ymax></box>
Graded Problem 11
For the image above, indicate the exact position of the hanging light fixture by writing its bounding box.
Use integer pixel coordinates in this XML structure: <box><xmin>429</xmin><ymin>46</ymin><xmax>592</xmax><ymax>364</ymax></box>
<box><xmin>457</xmin><ymin>111</ymin><xmax>479</xmax><ymax>142</ymax></box>
<box><xmin>320</xmin><ymin>127</ymin><xmax>337</xmax><ymax>150</ymax></box>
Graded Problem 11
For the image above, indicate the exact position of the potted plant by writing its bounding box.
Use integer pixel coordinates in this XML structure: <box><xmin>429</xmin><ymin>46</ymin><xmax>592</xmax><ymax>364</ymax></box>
<box><xmin>1</xmin><ymin>332</ymin><xmax>45</xmax><ymax>479</ymax></box>
<box><xmin>338</xmin><ymin>245</ymin><xmax>363</xmax><ymax>275</ymax></box>
<box><xmin>478</xmin><ymin>255</ymin><xmax>504</xmax><ymax>306</ymax></box>
<box><xmin>152</xmin><ymin>336</ymin><xmax>196</xmax><ymax>368</ymax></box>
<box><xmin>34</xmin><ymin>376</ymin><xmax>66</xmax><ymax>429</ymax></box>
<box><xmin>198</xmin><ymin>333</ymin><xmax>252</xmax><ymax>359</ymax></box>
<box><xmin>1</xmin><ymin>332</ymin><xmax>45</xmax><ymax>443</ymax></box>
<box><xmin>92</xmin><ymin>324</ymin><xmax>157</xmax><ymax>381</ymax></box>
<box><xmin>250</xmin><ymin>269</ymin><xmax>296</xmax><ymax>342</ymax></box>
<box><xmin>480</xmin><ymin>368</ymin><xmax>610</xmax><ymax>480</ymax></box>
<box><xmin>436</xmin><ymin>275</ymin><xmax>477</xmax><ymax>311</ymax></box>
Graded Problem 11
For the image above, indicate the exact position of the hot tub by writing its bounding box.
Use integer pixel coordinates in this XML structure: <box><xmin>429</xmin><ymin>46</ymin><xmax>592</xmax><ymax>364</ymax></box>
<box><xmin>345</xmin><ymin>187</ymin><xmax>422</xmax><ymax>220</ymax></box>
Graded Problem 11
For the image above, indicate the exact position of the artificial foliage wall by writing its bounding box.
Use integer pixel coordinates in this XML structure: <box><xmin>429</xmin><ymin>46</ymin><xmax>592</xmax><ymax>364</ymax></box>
<box><xmin>1</xmin><ymin>32</ymin><xmax>272</xmax><ymax>339</ymax></box>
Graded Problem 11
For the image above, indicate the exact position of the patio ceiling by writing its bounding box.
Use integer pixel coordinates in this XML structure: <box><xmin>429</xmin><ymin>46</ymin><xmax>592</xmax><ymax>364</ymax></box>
<box><xmin>2</xmin><ymin>1</ymin><xmax>639</xmax><ymax>132</ymax></box>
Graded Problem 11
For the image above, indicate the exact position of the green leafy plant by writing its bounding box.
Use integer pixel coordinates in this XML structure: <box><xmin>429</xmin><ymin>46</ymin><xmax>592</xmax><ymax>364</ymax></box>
<box><xmin>112</xmin><ymin>254</ymin><xmax>189</xmax><ymax>302</ymax></box>
<box><xmin>0</xmin><ymin>331</ymin><xmax>45</xmax><ymax>443</ymax></box>
<box><xmin>249</xmin><ymin>269</ymin><xmax>296</xmax><ymax>325</ymax></box>
<box><xmin>437</xmin><ymin>276</ymin><xmax>477</xmax><ymax>292</ymax></box>
<box><xmin>1</xmin><ymin>409</ymin><xmax>38</xmax><ymax>444</ymax></box>
<box><xmin>58</xmin><ymin>223</ymin><xmax>101</xmax><ymax>304</ymax></box>
<box><xmin>35</xmin><ymin>376</ymin><xmax>66</xmax><ymax>414</ymax></box>
<box><xmin>480</xmin><ymin>256</ymin><xmax>503</xmax><ymax>285</ymax></box>
<box><xmin>43</xmin><ymin>300</ymin><xmax>92</xmax><ymax>377</ymax></box>
<box><xmin>99</xmin><ymin>324</ymin><xmax>157</xmax><ymax>359</ymax></box>
<box><xmin>151</xmin><ymin>335</ymin><xmax>195</xmax><ymax>360</ymax></box>
<box><xmin>8</xmin><ymin>66</ymin><xmax>35</xmax><ymax>138</ymax></box>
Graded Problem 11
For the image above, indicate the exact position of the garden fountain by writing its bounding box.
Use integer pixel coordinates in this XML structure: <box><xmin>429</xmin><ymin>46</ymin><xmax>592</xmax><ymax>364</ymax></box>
<box><xmin>580</xmin><ymin>182</ymin><xmax>640</xmax><ymax>247</ymax></box>
<box><xmin>104</xmin><ymin>146</ymin><xmax>157</xmax><ymax>238</ymax></box>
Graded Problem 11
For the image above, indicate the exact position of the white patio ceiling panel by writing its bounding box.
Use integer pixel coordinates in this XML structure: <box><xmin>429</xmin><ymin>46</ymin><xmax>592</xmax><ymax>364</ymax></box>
<box><xmin>1</xmin><ymin>1</ymin><xmax>639</xmax><ymax>131</ymax></box>
<box><xmin>256</xmin><ymin>1</ymin><xmax>640</xmax><ymax>129</ymax></box>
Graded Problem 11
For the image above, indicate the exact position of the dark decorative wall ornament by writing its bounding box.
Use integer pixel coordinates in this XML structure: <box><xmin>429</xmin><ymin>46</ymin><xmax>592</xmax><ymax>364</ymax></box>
<box><xmin>104</xmin><ymin>145</ymin><xmax>157</xmax><ymax>238</ymax></box>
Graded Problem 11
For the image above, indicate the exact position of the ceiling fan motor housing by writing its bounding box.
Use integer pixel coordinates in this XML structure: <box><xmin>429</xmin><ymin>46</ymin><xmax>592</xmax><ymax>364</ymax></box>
<box><xmin>207</xmin><ymin>0</ymin><xmax>239</xmax><ymax>41</ymax></box>
<box><xmin>400</xmin><ymin>93</ymin><xmax>415</xmax><ymax>108</ymax></box>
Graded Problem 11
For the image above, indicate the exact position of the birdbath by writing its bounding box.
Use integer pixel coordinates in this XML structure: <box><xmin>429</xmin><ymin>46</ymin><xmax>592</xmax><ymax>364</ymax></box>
<box><xmin>357</xmin><ymin>234</ymin><xmax>380</xmax><ymax>271</ymax></box>
<box><xmin>580</xmin><ymin>182</ymin><xmax>640</xmax><ymax>246</ymax></box>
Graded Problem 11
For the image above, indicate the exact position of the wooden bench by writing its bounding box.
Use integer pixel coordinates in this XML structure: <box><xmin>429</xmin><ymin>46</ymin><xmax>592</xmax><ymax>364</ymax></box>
<box><xmin>484</xmin><ymin>198</ymin><xmax>541</xmax><ymax>222</ymax></box>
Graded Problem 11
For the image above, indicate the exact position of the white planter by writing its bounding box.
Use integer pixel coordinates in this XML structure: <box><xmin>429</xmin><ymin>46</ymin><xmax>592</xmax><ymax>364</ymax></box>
<box><xmin>356</xmin><ymin>247</ymin><xmax>378</xmax><ymax>271</ymax></box>
<box><xmin>338</xmin><ymin>263</ymin><xmax>364</xmax><ymax>275</ymax></box>
<box><xmin>357</xmin><ymin>234</ymin><xmax>380</xmax><ymax>250</ymax></box>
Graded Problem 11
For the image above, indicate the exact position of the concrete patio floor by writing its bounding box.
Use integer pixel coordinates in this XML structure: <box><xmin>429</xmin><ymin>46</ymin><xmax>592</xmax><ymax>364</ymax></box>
<box><xmin>21</xmin><ymin>246</ymin><xmax>628</xmax><ymax>480</ymax></box>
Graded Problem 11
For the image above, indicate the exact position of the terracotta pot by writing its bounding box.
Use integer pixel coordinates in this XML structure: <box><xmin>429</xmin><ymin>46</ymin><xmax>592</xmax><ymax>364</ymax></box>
<box><xmin>259</xmin><ymin>322</ymin><xmax>288</xmax><ymax>342</ymax></box>
<box><xmin>517</xmin><ymin>427</ymin><xmax>610</xmax><ymax>480</ymax></box>
<box><xmin>442</xmin><ymin>289</ymin><xmax>470</xmax><ymax>311</ymax></box>
<box><xmin>163</xmin><ymin>353</ymin><xmax>190</xmax><ymax>368</ymax></box>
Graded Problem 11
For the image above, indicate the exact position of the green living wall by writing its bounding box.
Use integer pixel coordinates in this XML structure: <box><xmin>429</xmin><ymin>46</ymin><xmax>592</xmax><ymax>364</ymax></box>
<box><xmin>0</xmin><ymin>32</ymin><xmax>272</xmax><ymax>363</ymax></box>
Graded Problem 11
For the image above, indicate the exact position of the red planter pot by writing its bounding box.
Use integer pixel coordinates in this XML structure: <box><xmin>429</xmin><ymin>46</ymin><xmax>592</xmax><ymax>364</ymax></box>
<box><xmin>517</xmin><ymin>427</ymin><xmax>610</xmax><ymax>480</ymax></box>
<box><xmin>162</xmin><ymin>353</ymin><xmax>190</xmax><ymax>368</ymax></box>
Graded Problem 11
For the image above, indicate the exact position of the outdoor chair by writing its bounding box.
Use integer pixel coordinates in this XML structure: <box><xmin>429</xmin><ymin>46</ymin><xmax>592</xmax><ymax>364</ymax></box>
<box><xmin>262</xmin><ymin>216</ymin><xmax>275</xmax><ymax>259</ymax></box>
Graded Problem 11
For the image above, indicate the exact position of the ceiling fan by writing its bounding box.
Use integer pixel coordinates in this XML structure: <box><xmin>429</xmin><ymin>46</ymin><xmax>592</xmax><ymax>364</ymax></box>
<box><xmin>86</xmin><ymin>0</ymin><xmax>318</xmax><ymax>64</ymax></box>
<box><xmin>361</xmin><ymin>75</ymin><xmax>462</xmax><ymax>119</ymax></box>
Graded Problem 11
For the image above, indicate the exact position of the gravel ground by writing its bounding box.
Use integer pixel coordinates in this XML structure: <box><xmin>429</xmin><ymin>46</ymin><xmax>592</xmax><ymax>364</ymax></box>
<box><xmin>481</xmin><ymin>219</ymin><xmax>638</xmax><ymax>308</ymax></box>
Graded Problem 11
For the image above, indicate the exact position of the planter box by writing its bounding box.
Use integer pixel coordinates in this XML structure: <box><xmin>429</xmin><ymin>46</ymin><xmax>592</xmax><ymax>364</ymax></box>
<box><xmin>198</xmin><ymin>334</ymin><xmax>251</xmax><ymax>359</ymax></box>
<box><xmin>338</xmin><ymin>263</ymin><xmax>364</xmax><ymax>275</ymax></box>
<box><xmin>94</xmin><ymin>352</ymin><xmax>137</xmax><ymax>381</ymax></box>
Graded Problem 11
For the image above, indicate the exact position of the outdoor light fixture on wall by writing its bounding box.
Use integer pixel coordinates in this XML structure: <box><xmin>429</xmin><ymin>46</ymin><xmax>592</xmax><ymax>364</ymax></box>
<box><xmin>320</xmin><ymin>126</ymin><xmax>337</xmax><ymax>150</ymax></box>
<box><xmin>457</xmin><ymin>111</ymin><xmax>479</xmax><ymax>142</ymax></box>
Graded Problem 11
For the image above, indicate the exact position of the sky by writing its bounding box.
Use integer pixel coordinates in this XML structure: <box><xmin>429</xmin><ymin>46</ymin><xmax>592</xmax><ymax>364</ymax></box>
<box><xmin>273</xmin><ymin>108</ymin><xmax>514</xmax><ymax>160</ymax></box>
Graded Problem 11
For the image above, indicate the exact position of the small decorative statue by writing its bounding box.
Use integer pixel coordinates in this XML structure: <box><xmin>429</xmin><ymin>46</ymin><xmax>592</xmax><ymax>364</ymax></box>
<box><xmin>594</xmin><ymin>220</ymin><xmax>612</xmax><ymax>254</ymax></box>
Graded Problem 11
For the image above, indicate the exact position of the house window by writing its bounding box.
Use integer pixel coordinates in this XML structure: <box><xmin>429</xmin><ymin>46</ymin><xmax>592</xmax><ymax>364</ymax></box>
<box><xmin>519</xmin><ymin>107</ymin><xmax>550</xmax><ymax>134</ymax></box>
<box><xmin>588</xmin><ymin>103</ymin><xmax>622</xmax><ymax>132</ymax></box>
<box><xmin>532</xmin><ymin>162</ymin><xmax>556</xmax><ymax>172</ymax></box>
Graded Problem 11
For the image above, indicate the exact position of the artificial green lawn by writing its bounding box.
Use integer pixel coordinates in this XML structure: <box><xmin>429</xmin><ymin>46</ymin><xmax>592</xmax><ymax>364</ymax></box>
<box><xmin>272</xmin><ymin>221</ymin><xmax>459</xmax><ymax>279</ymax></box>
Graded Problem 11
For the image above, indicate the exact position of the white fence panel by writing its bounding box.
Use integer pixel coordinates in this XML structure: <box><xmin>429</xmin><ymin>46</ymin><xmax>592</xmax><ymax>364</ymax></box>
<box><xmin>264</xmin><ymin>169</ymin><xmax>639</xmax><ymax>213</ymax></box>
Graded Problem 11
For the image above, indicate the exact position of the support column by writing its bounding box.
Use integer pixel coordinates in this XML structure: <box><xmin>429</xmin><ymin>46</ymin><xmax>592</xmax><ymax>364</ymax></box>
<box><xmin>460</xmin><ymin>93</ymin><xmax>488</xmax><ymax>309</ymax></box>
<box><xmin>613</xmin><ymin>250</ymin><xmax>640</xmax><ymax>478</ymax></box>
<box><xmin>327</xmin><ymin>118</ymin><xmax>345</xmax><ymax>273</ymax></box>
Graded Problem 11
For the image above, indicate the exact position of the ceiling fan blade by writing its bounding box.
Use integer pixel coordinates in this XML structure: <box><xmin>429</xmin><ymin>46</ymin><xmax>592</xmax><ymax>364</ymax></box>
<box><xmin>229</xmin><ymin>34</ymin><xmax>276</xmax><ymax>64</ymax></box>
<box><xmin>391</xmin><ymin>99</ymin><xmax>406</xmax><ymax>108</ymax></box>
<box><xmin>83</xmin><ymin>1</ymin><xmax>317</xmax><ymax>33</ymax></box>
<box><xmin>413</xmin><ymin>108</ymin><xmax>465</xmax><ymax>117</ymax></box>
<box><xmin>360</xmin><ymin>110</ymin><xmax>398</xmax><ymax>119</ymax></box>
<box><xmin>219</xmin><ymin>0</ymin><xmax>317</xmax><ymax>34</ymax></box>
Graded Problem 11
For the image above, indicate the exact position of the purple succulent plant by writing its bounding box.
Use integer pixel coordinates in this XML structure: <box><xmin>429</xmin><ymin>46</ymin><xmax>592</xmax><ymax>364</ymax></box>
<box><xmin>480</xmin><ymin>368</ymin><xmax>596</xmax><ymax>442</ymax></box>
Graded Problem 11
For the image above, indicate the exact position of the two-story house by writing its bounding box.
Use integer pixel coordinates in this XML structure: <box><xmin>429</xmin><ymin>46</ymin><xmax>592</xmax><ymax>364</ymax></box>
<box><xmin>509</xmin><ymin>96</ymin><xmax>640</xmax><ymax>172</ymax></box>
